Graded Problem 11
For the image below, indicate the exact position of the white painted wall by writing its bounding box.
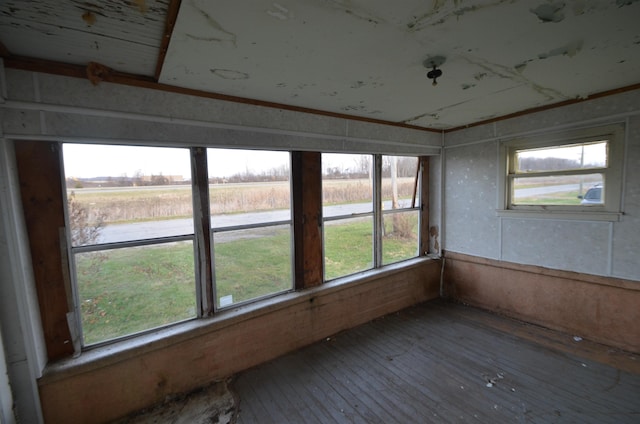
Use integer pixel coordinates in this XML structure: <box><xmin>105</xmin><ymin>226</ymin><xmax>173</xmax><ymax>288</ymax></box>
<box><xmin>442</xmin><ymin>89</ymin><xmax>640</xmax><ymax>281</ymax></box>
<box><xmin>0</xmin><ymin>326</ymin><xmax>15</xmax><ymax>424</ymax></box>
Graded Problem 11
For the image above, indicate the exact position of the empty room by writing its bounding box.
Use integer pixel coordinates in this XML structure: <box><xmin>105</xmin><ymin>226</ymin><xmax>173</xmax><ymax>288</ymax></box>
<box><xmin>0</xmin><ymin>1</ymin><xmax>639</xmax><ymax>423</ymax></box>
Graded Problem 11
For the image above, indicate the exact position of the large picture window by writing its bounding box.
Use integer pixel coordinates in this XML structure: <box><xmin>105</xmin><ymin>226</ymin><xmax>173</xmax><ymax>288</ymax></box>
<box><xmin>61</xmin><ymin>144</ymin><xmax>423</xmax><ymax>347</ymax></box>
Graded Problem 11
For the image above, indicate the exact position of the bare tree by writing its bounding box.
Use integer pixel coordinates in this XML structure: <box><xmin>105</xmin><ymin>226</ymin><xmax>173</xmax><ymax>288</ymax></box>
<box><xmin>67</xmin><ymin>191</ymin><xmax>106</xmax><ymax>246</ymax></box>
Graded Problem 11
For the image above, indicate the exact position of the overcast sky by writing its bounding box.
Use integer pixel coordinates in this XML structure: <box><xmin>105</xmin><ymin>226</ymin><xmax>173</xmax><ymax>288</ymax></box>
<box><xmin>63</xmin><ymin>144</ymin><xmax>290</xmax><ymax>179</ymax></box>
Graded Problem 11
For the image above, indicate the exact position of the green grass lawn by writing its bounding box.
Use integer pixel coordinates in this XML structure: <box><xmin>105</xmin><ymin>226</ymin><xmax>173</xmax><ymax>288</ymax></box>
<box><xmin>515</xmin><ymin>190</ymin><xmax>582</xmax><ymax>205</ymax></box>
<box><xmin>76</xmin><ymin>242</ymin><xmax>196</xmax><ymax>344</ymax></box>
<box><xmin>77</xmin><ymin>221</ymin><xmax>419</xmax><ymax>345</ymax></box>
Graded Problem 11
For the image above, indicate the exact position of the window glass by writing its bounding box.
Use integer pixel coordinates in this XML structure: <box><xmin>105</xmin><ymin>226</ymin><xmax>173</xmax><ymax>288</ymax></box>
<box><xmin>214</xmin><ymin>225</ymin><xmax>292</xmax><ymax>306</ymax></box>
<box><xmin>503</xmin><ymin>125</ymin><xmax>623</xmax><ymax>214</ymax></box>
<box><xmin>322</xmin><ymin>153</ymin><xmax>373</xmax><ymax>216</ymax></box>
<box><xmin>324</xmin><ymin>217</ymin><xmax>373</xmax><ymax>280</ymax></box>
<box><xmin>382</xmin><ymin>156</ymin><xmax>419</xmax><ymax>207</ymax></box>
<box><xmin>63</xmin><ymin>143</ymin><xmax>196</xmax><ymax>345</ymax></box>
<box><xmin>512</xmin><ymin>173</ymin><xmax>604</xmax><ymax>205</ymax></box>
<box><xmin>382</xmin><ymin>210</ymin><xmax>419</xmax><ymax>265</ymax></box>
<box><xmin>515</xmin><ymin>141</ymin><xmax>607</xmax><ymax>172</ymax></box>
<box><xmin>381</xmin><ymin>155</ymin><xmax>420</xmax><ymax>265</ymax></box>
<box><xmin>207</xmin><ymin>148</ymin><xmax>292</xmax><ymax>308</ymax></box>
<box><xmin>76</xmin><ymin>242</ymin><xmax>196</xmax><ymax>344</ymax></box>
<box><xmin>322</xmin><ymin>154</ymin><xmax>374</xmax><ymax>279</ymax></box>
<box><xmin>63</xmin><ymin>144</ymin><xmax>193</xmax><ymax>245</ymax></box>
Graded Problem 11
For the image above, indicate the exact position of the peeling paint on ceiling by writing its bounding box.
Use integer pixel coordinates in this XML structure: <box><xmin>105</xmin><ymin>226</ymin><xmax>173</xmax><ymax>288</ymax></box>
<box><xmin>1</xmin><ymin>0</ymin><xmax>639</xmax><ymax>129</ymax></box>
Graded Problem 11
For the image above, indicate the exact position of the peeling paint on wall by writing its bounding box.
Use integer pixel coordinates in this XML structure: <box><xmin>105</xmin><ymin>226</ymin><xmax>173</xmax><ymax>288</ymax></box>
<box><xmin>408</xmin><ymin>0</ymin><xmax>514</xmax><ymax>31</ymax></box>
<box><xmin>267</xmin><ymin>3</ymin><xmax>294</xmax><ymax>20</ymax></box>
<box><xmin>513</xmin><ymin>40</ymin><xmax>583</xmax><ymax>74</ymax></box>
<box><xmin>462</xmin><ymin>56</ymin><xmax>567</xmax><ymax>101</ymax></box>
<box><xmin>325</xmin><ymin>0</ymin><xmax>382</xmax><ymax>25</ymax></box>
<box><xmin>530</xmin><ymin>2</ymin><xmax>566</xmax><ymax>23</ymax></box>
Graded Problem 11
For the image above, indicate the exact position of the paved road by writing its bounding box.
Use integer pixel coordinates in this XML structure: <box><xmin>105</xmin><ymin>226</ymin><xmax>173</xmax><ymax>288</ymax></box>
<box><xmin>96</xmin><ymin>182</ymin><xmax>590</xmax><ymax>244</ymax></box>
<box><xmin>512</xmin><ymin>183</ymin><xmax>581</xmax><ymax>199</ymax></box>
<box><xmin>97</xmin><ymin>199</ymin><xmax>415</xmax><ymax>244</ymax></box>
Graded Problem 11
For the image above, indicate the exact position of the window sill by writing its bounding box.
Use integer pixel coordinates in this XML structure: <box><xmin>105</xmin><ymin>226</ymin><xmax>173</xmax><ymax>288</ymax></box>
<box><xmin>496</xmin><ymin>209</ymin><xmax>622</xmax><ymax>222</ymax></box>
<box><xmin>39</xmin><ymin>256</ymin><xmax>435</xmax><ymax>384</ymax></box>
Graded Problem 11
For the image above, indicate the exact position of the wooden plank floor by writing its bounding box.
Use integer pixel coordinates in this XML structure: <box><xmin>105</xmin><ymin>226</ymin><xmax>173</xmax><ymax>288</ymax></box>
<box><xmin>233</xmin><ymin>300</ymin><xmax>640</xmax><ymax>423</ymax></box>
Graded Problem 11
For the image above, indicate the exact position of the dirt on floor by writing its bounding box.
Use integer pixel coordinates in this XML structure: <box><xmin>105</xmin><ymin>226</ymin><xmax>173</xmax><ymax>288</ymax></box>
<box><xmin>112</xmin><ymin>379</ymin><xmax>238</xmax><ymax>424</ymax></box>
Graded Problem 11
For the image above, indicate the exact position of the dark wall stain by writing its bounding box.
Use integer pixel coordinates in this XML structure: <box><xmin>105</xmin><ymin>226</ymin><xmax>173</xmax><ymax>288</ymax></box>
<box><xmin>538</xmin><ymin>40</ymin><xmax>583</xmax><ymax>59</ymax></box>
<box><xmin>617</xmin><ymin>0</ymin><xmax>640</xmax><ymax>6</ymax></box>
<box><xmin>190</xmin><ymin>1</ymin><xmax>237</xmax><ymax>46</ymax></box>
<box><xmin>530</xmin><ymin>2</ymin><xmax>566</xmax><ymax>23</ymax></box>
<box><xmin>210</xmin><ymin>69</ymin><xmax>249</xmax><ymax>80</ymax></box>
<box><xmin>474</xmin><ymin>72</ymin><xmax>488</xmax><ymax>81</ymax></box>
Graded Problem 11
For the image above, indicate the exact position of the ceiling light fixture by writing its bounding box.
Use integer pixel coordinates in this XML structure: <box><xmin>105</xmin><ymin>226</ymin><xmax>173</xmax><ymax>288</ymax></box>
<box><xmin>423</xmin><ymin>55</ymin><xmax>446</xmax><ymax>86</ymax></box>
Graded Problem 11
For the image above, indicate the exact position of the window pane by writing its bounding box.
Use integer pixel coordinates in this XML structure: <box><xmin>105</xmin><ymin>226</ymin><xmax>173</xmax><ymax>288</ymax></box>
<box><xmin>207</xmin><ymin>149</ymin><xmax>292</xmax><ymax>308</ymax></box>
<box><xmin>75</xmin><ymin>241</ymin><xmax>196</xmax><ymax>345</ymax></box>
<box><xmin>63</xmin><ymin>144</ymin><xmax>193</xmax><ymax>245</ymax></box>
<box><xmin>214</xmin><ymin>225</ymin><xmax>292</xmax><ymax>308</ymax></box>
<box><xmin>324</xmin><ymin>217</ymin><xmax>373</xmax><ymax>280</ymax></box>
<box><xmin>382</xmin><ymin>210</ymin><xmax>419</xmax><ymax>265</ymax></box>
<box><xmin>512</xmin><ymin>174</ymin><xmax>603</xmax><ymax>205</ymax></box>
<box><xmin>516</xmin><ymin>141</ymin><xmax>607</xmax><ymax>173</ymax></box>
<box><xmin>208</xmin><ymin>148</ymin><xmax>290</xmax><ymax>225</ymax></box>
<box><xmin>322</xmin><ymin>153</ymin><xmax>373</xmax><ymax>217</ymax></box>
<box><xmin>382</xmin><ymin>156</ymin><xmax>419</xmax><ymax>208</ymax></box>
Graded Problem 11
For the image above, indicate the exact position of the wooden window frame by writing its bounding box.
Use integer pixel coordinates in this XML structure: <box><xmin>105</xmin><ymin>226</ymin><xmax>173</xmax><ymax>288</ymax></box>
<box><xmin>498</xmin><ymin>124</ymin><xmax>624</xmax><ymax>221</ymax></box>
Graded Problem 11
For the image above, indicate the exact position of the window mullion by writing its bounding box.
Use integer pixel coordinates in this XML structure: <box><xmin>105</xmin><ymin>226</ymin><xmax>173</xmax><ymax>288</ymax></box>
<box><xmin>373</xmin><ymin>154</ymin><xmax>383</xmax><ymax>268</ymax></box>
<box><xmin>190</xmin><ymin>147</ymin><xmax>214</xmax><ymax>317</ymax></box>
<box><xmin>511</xmin><ymin>168</ymin><xmax>607</xmax><ymax>179</ymax></box>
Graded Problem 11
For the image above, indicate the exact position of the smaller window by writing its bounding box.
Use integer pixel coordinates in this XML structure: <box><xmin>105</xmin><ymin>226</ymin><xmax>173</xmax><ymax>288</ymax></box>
<box><xmin>502</xmin><ymin>124</ymin><xmax>623</xmax><ymax>216</ymax></box>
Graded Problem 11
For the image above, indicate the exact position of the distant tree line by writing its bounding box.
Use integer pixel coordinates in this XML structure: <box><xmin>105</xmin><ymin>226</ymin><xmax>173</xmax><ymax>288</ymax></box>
<box><xmin>517</xmin><ymin>157</ymin><xmax>585</xmax><ymax>172</ymax></box>
<box><xmin>66</xmin><ymin>171</ymin><xmax>186</xmax><ymax>189</ymax></box>
<box><xmin>323</xmin><ymin>156</ymin><xmax>418</xmax><ymax>179</ymax></box>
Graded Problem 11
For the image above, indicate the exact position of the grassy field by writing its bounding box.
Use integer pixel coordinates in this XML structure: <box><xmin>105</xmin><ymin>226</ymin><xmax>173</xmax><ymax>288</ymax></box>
<box><xmin>72</xmin><ymin>179</ymin><xmax>420</xmax><ymax>344</ymax></box>
<box><xmin>70</xmin><ymin>178</ymin><xmax>418</xmax><ymax>224</ymax></box>
<box><xmin>77</xmin><ymin>218</ymin><xmax>418</xmax><ymax>344</ymax></box>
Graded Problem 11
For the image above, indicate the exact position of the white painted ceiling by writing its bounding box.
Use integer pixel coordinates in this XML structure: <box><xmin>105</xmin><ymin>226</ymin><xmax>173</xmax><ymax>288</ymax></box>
<box><xmin>1</xmin><ymin>0</ymin><xmax>640</xmax><ymax>129</ymax></box>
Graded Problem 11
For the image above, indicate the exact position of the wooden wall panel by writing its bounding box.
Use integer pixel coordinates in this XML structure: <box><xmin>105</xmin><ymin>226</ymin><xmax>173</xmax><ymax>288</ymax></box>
<box><xmin>14</xmin><ymin>140</ymin><xmax>74</xmax><ymax>359</ymax></box>
<box><xmin>292</xmin><ymin>151</ymin><xmax>323</xmax><ymax>289</ymax></box>
<box><xmin>444</xmin><ymin>251</ymin><xmax>640</xmax><ymax>353</ymax></box>
<box><xmin>38</xmin><ymin>259</ymin><xmax>441</xmax><ymax>423</ymax></box>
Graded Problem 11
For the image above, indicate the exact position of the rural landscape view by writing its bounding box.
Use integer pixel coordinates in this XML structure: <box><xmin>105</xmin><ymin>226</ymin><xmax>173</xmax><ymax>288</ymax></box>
<box><xmin>64</xmin><ymin>145</ymin><xmax>420</xmax><ymax>344</ymax></box>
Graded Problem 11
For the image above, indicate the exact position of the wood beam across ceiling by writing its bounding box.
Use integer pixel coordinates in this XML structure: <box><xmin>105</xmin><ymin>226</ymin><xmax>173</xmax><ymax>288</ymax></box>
<box><xmin>2</xmin><ymin>55</ymin><xmax>438</xmax><ymax>133</ymax></box>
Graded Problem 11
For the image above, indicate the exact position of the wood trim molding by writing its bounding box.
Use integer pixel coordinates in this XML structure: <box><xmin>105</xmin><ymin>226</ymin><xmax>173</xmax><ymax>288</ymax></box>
<box><xmin>445</xmin><ymin>83</ymin><xmax>640</xmax><ymax>133</ymax></box>
<box><xmin>443</xmin><ymin>251</ymin><xmax>640</xmax><ymax>291</ymax></box>
<box><xmin>2</xmin><ymin>56</ymin><xmax>438</xmax><ymax>133</ymax></box>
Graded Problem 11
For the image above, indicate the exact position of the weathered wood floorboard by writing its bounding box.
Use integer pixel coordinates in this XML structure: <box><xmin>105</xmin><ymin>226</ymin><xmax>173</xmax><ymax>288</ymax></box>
<box><xmin>234</xmin><ymin>300</ymin><xmax>640</xmax><ymax>423</ymax></box>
